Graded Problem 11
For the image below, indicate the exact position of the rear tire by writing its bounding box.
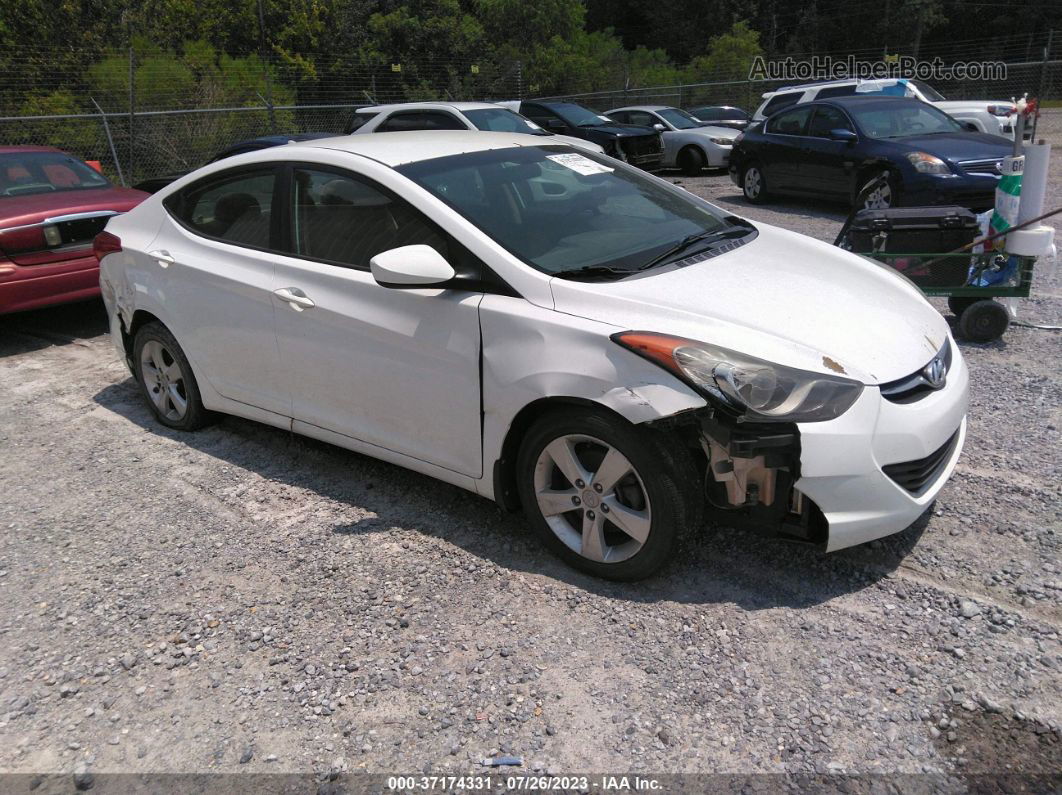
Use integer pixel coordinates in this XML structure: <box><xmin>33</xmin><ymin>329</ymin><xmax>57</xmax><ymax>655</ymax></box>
<box><xmin>742</xmin><ymin>163</ymin><xmax>768</xmax><ymax>204</ymax></box>
<box><xmin>133</xmin><ymin>322</ymin><xmax>212</xmax><ymax>430</ymax></box>
<box><xmin>515</xmin><ymin>408</ymin><xmax>699</xmax><ymax>581</ymax></box>
<box><xmin>958</xmin><ymin>299</ymin><xmax>1009</xmax><ymax>342</ymax></box>
<box><xmin>678</xmin><ymin>146</ymin><xmax>706</xmax><ymax>176</ymax></box>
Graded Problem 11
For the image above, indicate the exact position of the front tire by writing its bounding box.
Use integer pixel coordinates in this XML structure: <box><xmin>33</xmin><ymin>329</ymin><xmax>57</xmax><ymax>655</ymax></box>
<box><xmin>515</xmin><ymin>408</ymin><xmax>699</xmax><ymax>581</ymax></box>
<box><xmin>742</xmin><ymin>163</ymin><xmax>768</xmax><ymax>204</ymax></box>
<box><xmin>678</xmin><ymin>146</ymin><xmax>706</xmax><ymax>176</ymax></box>
<box><xmin>858</xmin><ymin>170</ymin><xmax>899</xmax><ymax>209</ymax></box>
<box><xmin>133</xmin><ymin>322</ymin><xmax>211</xmax><ymax>430</ymax></box>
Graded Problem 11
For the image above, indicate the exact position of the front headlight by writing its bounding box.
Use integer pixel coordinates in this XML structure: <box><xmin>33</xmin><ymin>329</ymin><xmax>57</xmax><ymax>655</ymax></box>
<box><xmin>906</xmin><ymin>151</ymin><xmax>951</xmax><ymax>175</ymax></box>
<box><xmin>710</xmin><ymin>137</ymin><xmax>733</xmax><ymax>146</ymax></box>
<box><xmin>612</xmin><ymin>331</ymin><xmax>864</xmax><ymax>422</ymax></box>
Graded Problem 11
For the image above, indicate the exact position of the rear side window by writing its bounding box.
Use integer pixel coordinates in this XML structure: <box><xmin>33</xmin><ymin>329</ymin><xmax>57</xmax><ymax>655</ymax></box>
<box><xmin>290</xmin><ymin>167</ymin><xmax>448</xmax><ymax>269</ymax></box>
<box><xmin>816</xmin><ymin>85</ymin><xmax>858</xmax><ymax>98</ymax></box>
<box><xmin>766</xmin><ymin>106</ymin><xmax>813</xmax><ymax>135</ymax></box>
<box><xmin>761</xmin><ymin>93</ymin><xmax>801</xmax><ymax>116</ymax></box>
<box><xmin>807</xmin><ymin>106</ymin><xmax>853</xmax><ymax>137</ymax></box>
<box><xmin>166</xmin><ymin>169</ymin><xmax>276</xmax><ymax>250</ymax></box>
<box><xmin>347</xmin><ymin>112</ymin><xmax>377</xmax><ymax>133</ymax></box>
<box><xmin>691</xmin><ymin>107</ymin><xmax>724</xmax><ymax>121</ymax></box>
<box><xmin>377</xmin><ymin>111</ymin><xmax>466</xmax><ymax>132</ymax></box>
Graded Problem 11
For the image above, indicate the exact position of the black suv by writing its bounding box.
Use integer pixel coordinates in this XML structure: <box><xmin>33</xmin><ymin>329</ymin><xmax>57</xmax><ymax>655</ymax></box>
<box><xmin>509</xmin><ymin>101</ymin><xmax>663</xmax><ymax>169</ymax></box>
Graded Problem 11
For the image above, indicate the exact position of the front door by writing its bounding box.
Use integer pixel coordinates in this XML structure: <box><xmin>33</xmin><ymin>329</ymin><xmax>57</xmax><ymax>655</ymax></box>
<box><xmin>271</xmin><ymin>165</ymin><xmax>483</xmax><ymax>477</ymax></box>
<box><xmin>801</xmin><ymin>106</ymin><xmax>858</xmax><ymax>196</ymax></box>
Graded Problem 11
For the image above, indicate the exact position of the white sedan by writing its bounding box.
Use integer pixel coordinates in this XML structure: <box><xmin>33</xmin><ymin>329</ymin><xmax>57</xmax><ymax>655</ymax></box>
<box><xmin>606</xmin><ymin>105</ymin><xmax>738</xmax><ymax>174</ymax></box>
<box><xmin>96</xmin><ymin>132</ymin><xmax>967</xmax><ymax>580</ymax></box>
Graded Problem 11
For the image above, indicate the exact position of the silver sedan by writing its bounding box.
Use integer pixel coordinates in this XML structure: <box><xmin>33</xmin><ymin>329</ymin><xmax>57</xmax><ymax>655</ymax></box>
<box><xmin>606</xmin><ymin>105</ymin><xmax>738</xmax><ymax>174</ymax></box>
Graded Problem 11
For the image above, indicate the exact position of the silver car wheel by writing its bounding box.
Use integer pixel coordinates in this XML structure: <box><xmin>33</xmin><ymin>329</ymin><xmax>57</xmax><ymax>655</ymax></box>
<box><xmin>863</xmin><ymin>175</ymin><xmax>893</xmax><ymax>209</ymax></box>
<box><xmin>532</xmin><ymin>434</ymin><xmax>652</xmax><ymax>564</ymax></box>
<box><xmin>744</xmin><ymin>167</ymin><xmax>762</xmax><ymax>199</ymax></box>
<box><xmin>140</xmin><ymin>340</ymin><xmax>188</xmax><ymax>422</ymax></box>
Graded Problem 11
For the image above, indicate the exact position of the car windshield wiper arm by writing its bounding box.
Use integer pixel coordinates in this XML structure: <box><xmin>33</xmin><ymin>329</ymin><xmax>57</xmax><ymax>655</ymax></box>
<box><xmin>552</xmin><ymin>264</ymin><xmax>639</xmax><ymax>281</ymax></box>
<box><xmin>636</xmin><ymin>227</ymin><xmax>752</xmax><ymax>271</ymax></box>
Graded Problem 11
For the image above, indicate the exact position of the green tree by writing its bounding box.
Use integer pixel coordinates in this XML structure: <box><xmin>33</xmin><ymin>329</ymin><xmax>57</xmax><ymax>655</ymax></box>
<box><xmin>685</xmin><ymin>21</ymin><xmax>763</xmax><ymax>82</ymax></box>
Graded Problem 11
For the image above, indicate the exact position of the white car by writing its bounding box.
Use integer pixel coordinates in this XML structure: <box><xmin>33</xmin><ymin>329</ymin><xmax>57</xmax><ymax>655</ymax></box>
<box><xmin>606</xmin><ymin>105</ymin><xmax>738</xmax><ymax>174</ymax></box>
<box><xmin>347</xmin><ymin>101</ymin><xmax>605</xmax><ymax>155</ymax></box>
<box><xmin>752</xmin><ymin>78</ymin><xmax>1019</xmax><ymax>139</ymax></box>
<box><xmin>96</xmin><ymin>132</ymin><xmax>968</xmax><ymax>580</ymax></box>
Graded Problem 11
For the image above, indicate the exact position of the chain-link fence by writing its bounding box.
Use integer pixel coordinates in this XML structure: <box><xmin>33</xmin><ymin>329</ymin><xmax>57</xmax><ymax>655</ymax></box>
<box><xmin>0</xmin><ymin>103</ymin><xmax>359</xmax><ymax>188</ymax></box>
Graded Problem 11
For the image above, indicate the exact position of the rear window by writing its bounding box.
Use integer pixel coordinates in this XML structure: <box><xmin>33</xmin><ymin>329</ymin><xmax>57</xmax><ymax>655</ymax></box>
<box><xmin>761</xmin><ymin>93</ymin><xmax>801</xmax><ymax>117</ymax></box>
<box><xmin>0</xmin><ymin>152</ymin><xmax>110</xmax><ymax>197</ymax></box>
<box><xmin>815</xmin><ymin>85</ymin><xmax>858</xmax><ymax>98</ymax></box>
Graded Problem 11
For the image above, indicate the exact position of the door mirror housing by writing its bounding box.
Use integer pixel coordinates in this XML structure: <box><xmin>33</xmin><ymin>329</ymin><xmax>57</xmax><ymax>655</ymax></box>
<box><xmin>829</xmin><ymin>128</ymin><xmax>858</xmax><ymax>143</ymax></box>
<box><xmin>653</xmin><ymin>123</ymin><xmax>666</xmax><ymax>132</ymax></box>
<box><xmin>370</xmin><ymin>245</ymin><xmax>456</xmax><ymax>289</ymax></box>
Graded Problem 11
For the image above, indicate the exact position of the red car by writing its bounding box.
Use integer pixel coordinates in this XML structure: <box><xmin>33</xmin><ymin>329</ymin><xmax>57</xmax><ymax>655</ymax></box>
<box><xmin>0</xmin><ymin>146</ymin><xmax>147</xmax><ymax>314</ymax></box>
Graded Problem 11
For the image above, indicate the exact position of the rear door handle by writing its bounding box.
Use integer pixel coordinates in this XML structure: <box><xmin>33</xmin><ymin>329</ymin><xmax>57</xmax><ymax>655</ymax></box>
<box><xmin>148</xmin><ymin>249</ymin><xmax>175</xmax><ymax>268</ymax></box>
<box><xmin>273</xmin><ymin>287</ymin><xmax>315</xmax><ymax>311</ymax></box>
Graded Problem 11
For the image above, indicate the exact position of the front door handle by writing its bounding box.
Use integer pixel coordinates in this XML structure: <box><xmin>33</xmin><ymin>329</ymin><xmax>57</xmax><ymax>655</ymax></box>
<box><xmin>273</xmin><ymin>287</ymin><xmax>315</xmax><ymax>311</ymax></box>
<box><xmin>148</xmin><ymin>249</ymin><xmax>175</xmax><ymax>268</ymax></box>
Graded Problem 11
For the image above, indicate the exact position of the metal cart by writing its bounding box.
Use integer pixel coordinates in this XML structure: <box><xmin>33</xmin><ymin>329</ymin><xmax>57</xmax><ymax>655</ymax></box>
<box><xmin>843</xmin><ymin>248</ymin><xmax>1036</xmax><ymax>343</ymax></box>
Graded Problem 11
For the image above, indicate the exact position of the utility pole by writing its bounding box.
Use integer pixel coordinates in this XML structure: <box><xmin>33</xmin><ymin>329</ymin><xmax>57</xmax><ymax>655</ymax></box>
<box><xmin>257</xmin><ymin>0</ymin><xmax>277</xmax><ymax>133</ymax></box>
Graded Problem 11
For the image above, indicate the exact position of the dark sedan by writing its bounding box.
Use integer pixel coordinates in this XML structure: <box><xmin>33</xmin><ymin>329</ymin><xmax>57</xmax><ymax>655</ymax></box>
<box><xmin>728</xmin><ymin>96</ymin><xmax>1012</xmax><ymax>210</ymax></box>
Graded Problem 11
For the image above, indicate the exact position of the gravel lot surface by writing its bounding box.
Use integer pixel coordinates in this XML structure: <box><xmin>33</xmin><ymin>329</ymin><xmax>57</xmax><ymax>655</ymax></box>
<box><xmin>1</xmin><ymin>113</ymin><xmax>1059</xmax><ymax>789</ymax></box>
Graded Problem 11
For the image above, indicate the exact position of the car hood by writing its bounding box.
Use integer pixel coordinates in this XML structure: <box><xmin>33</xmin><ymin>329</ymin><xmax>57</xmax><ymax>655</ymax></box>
<box><xmin>548</xmin><ymin>223</ymin><xmax>949</xmax><ymax>385</ymax></box>
<box><xmin>880</xmin><ymin>132</ymin><xmax>1012</xmax><ymax>162</ymax></box>
<box><xmin>0</xmin><ymin>186</ymin><xmax>147</xmax><ymax>230</ymax></box>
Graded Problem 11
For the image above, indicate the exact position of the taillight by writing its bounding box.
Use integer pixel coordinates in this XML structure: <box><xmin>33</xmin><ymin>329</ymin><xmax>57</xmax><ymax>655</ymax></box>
<box><xmin>93</xmin><ymin>231</ymin><xmax>122</xmax><ymax>261</ymax></box>
<box><xmin>0</xmin><ymin>225</ymin><xmax>46</xmax><ymax>254</ymax></box>
<box><xmin>987</xmin><ymin>105</ymin><xmax>1014</xmax><ymax>117</ymax></box>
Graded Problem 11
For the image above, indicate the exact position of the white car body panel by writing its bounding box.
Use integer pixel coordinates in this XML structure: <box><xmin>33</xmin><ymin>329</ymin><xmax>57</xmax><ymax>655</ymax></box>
<box><xmin>99</xmin><ymin>131</ymin><xmax>969</xmax><ymax>554</ymax></box>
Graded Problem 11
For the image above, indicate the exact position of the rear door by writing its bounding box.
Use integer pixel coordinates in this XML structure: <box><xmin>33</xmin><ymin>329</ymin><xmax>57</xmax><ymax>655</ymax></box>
<box><xmin>760</xmin><ymin>106</ymin><xmax>813</xmax><ymax>190</ymax></box>
<box><xmin>270</xmin><ymin>163</ymin><xmax>484</xmax><ymax>476</ymax></box>
<box><xmin>151</xmin><ymin>166</ymin><xmax>289</xmax><ymax>416</ymax></box>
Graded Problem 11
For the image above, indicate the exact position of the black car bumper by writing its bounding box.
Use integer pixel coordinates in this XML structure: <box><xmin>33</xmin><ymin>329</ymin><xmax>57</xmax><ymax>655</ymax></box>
<box><xmin>902</xmin><ymin>174</ymin><xmax>999</xmax><ymax>210</ymax></box>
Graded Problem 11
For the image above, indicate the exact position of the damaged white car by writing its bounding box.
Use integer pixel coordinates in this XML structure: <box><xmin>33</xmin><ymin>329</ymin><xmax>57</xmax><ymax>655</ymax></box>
<box><xmin>96</xmin><ymin>132</ymin><xmax>968</xmax><ymax>580</ymax></box>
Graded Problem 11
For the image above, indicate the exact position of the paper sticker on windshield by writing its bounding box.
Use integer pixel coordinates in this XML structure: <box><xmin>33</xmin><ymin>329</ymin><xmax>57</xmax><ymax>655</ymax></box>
<box><xmin>546</xmin><ymin>153</ymin><xmax>613</xmax><ymax>175</ymax></box>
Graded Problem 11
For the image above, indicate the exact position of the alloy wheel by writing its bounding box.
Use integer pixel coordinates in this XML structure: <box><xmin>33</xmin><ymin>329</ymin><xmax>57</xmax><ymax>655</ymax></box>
<box><xmin>744</xmin><ymin>167</ymin><xmax>761</xmax><ymax>199</ymax></box>
<box><xmin>863</xmin><ymin>175</ymin><xmax>893</xmax><ymax>209</ymax></box>
<box><xmin>532</xmin><ymin>434</ymin><xmax>652</xmax><ymax>564</ymax></box>
<box><xmin>140</xmin><ymin>340</ymin><xmax>188</xmax><ymax>422</ymax></box>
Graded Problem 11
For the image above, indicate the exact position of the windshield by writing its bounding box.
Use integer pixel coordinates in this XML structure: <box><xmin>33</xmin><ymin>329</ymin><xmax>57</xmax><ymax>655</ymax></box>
<box><xmin>910</xmin><ymin>80</ymin><xmax>946</xmax><ymax>102</ymax></box>
<box><xmin>464</xmin><ymin>108</ymin><xmax>548</xmax><ymax>135</ymax></box>
<box><xmin>0</xmin><ymin>152</ymin><xmax>111</xmax><ymax>197</ymax></box>
<box><xmin>850</xmin><ymin>103</ymin><xmax>964</xmax><ymax>139</ymax></box>
<box><xmin>397</xmin><ymin>146</ymin><xmax>738</xmax><ymax>276</ymax></box>
<box><xmin>656</xmin><ymin>108</ymin><xmax>701</xmax><ymax>130</ymax></box>
<box><xmin>550</xmin><ymin>103</ymin><xmax>611</xmax><ymax>127</ymax></box>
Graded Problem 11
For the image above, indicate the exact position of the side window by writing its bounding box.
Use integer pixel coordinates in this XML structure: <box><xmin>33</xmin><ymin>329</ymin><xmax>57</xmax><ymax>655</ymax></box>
<box><xmin>168</xmin><ymin>168</ymin><xmax>276</xmax><ymax>249</ymax></box>
<box><xmin>816</xmin><ymin>85</ymin><xmax>858</xmax><ymax>99</ymax></box>
<box><xmin>290</xmin><ymin>167</ymin><xmax>449</xmax><ymax>269</ymax></box>
<box><xmin>627</xmin><ymin>111</ymin><xmax>655</xmax><ymax>127</ymax></box>
<box><xmin>761</xmin><ymin>92</ymin><xmax>802</xmax><ymax>116</ymax></box>
<box><xmin>766</xmin><ymin>106</ymin><xmax>813</xmax><ymax>136</ymax></box>
<box><xmin>522</xmin><ymin>105</ymin><xmax>564</xmax><ymax>128</ymax></box>
<box><xmin>347</xmin><ymin>112</ymin><xmax>377</xmax><ymax>133</ymax></box>
<box><xmin>695</xmin><ymin>108</ymin><xmax>724</xmax><ymax>121</ymax></box>
<box><xmin>608</xmin><ymin>111</ymin><xmax>629</xmax><ymax>124</ymax></box>
<box><xmin>808</xmin><ymin>106</ymin><xmax>853</xmax><ymax>137</ymax></box>
<box><xmin>378</xmin><ymin>111</ymin><xmax>465</xmax><ymax>132</ymax></box>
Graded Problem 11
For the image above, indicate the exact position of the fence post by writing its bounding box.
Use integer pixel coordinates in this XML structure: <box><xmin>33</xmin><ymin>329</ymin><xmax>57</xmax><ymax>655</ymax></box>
<box><xmin>1039</xmin><ymin>30</ymin><xmax>1054</xmax><ymax>103</ymax></box>
<box><xmin>257</xmin><ymin>0</ymin><xmax>278</xmax><ymax>133</ymax></box>
<box><xmin>127</xmin><ymin>45</ymin><xmax>135</xmax><ymax>183</ymax></box>
<box><xmin>90</xmin><ymin>97</ymin><xmax>125</xmax><ymax>187</ymax></box>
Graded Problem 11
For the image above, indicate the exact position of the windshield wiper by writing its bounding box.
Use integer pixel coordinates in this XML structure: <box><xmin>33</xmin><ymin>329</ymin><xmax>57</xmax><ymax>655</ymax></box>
<box><xmin>636</xmin><ymin>226</ymin><xmax>752</xmax><ymax>271</ymax></box>
<box><xmin>553</xmin><ymin>264</ymin><xmax>639</xmax><ymax>281</ymax></box>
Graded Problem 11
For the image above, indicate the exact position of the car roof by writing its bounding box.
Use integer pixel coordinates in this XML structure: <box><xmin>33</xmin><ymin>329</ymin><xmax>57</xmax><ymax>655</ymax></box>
<box><xmin>357</xmin><ymin>101</ymin><xmax>503</xmax><ymax>113</ymax></box>
<box><xmin>0</xmin><ymin>145</ymin><xmax>65</xmax><ymax>155</ymax></box>
<box><xmin>815</xmin><ymin>95</ymin><xmax>923</xmax><ymax>109</ymax></box>
<box><xmin>301</xmin><ymin>130</ymin><xmax>562</xmax><ymax>167</ymax></box>
<box><xmin>607</xmin><ymin>105</ymin><xmax>672</xmax><ymax>112</ymax></box>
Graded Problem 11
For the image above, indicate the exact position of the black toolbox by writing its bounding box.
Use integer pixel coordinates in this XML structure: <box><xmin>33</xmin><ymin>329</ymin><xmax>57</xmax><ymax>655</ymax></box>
<box><xmin>847</xmin><ymin>206</ymin><xmax>980</xmax><ymax>254</ymax></box>
<box><xmin>846</xmin><ymin>206</ymin><xmax>981</xmax><ymax>286</ymax></box>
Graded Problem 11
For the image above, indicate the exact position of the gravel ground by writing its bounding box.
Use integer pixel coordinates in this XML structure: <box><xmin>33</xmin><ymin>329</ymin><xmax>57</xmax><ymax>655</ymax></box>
<box><xmin>0</xmin><ymin>113</ymin><xmax>1059</xmax><ymax>790</ymax></box>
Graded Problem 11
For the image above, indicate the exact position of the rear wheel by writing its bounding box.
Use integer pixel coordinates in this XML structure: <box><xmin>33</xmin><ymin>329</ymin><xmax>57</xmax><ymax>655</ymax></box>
<box><xmin>678</xmin><ymin>146</ymin><xmax>706</xmax><ymax>176</ymax></box>
<box><xmin>133</xmin><ymin>322</ymin><xmax>211</xmax><ymax>430</ymax></box>
<box><xmin>516</xmin><ymin>408</ymin><xmax>698</xmax><ymax>581</ymax></box>
<box><xmin>958</xmin><ymin>299</ymin><xmax>1009</xmax><ymax>342</ymax></box>
<box><xmin>742</xmin><ymin>163</ymin><xmax>768</xmax><ymax>204</ymax></box>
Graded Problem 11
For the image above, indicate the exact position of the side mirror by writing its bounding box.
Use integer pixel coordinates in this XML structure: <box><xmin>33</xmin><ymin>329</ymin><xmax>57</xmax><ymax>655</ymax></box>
<box><xmin>546</xmin><ymin>119</ymin><xmax>566</xmax><ymax>132</ymax></box>
<box><xmin>829</xmin><ymin>128</ymin><xmax>858</xmax><ymax>143</ymax></box>
<box><xmin>370</xmin><ymin>244</ymin><xmax>455</xmax><ymax>289</ymax></box>
<box><xmin>653</xmin><ymin>123</ymin><xmax>666</xmax><ymax>132</ymax></box>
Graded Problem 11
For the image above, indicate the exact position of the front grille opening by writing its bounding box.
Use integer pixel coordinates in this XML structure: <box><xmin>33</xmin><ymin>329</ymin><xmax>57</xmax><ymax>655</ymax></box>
<box><xmin>882</xmin><ymin>430</ymin><xmax>960</xmax><ymax>494</ymax></box>
<box><xmin>879</xmin><ymin>340</ymin><xmax>952</xmax><ymax>403</ymax></box>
